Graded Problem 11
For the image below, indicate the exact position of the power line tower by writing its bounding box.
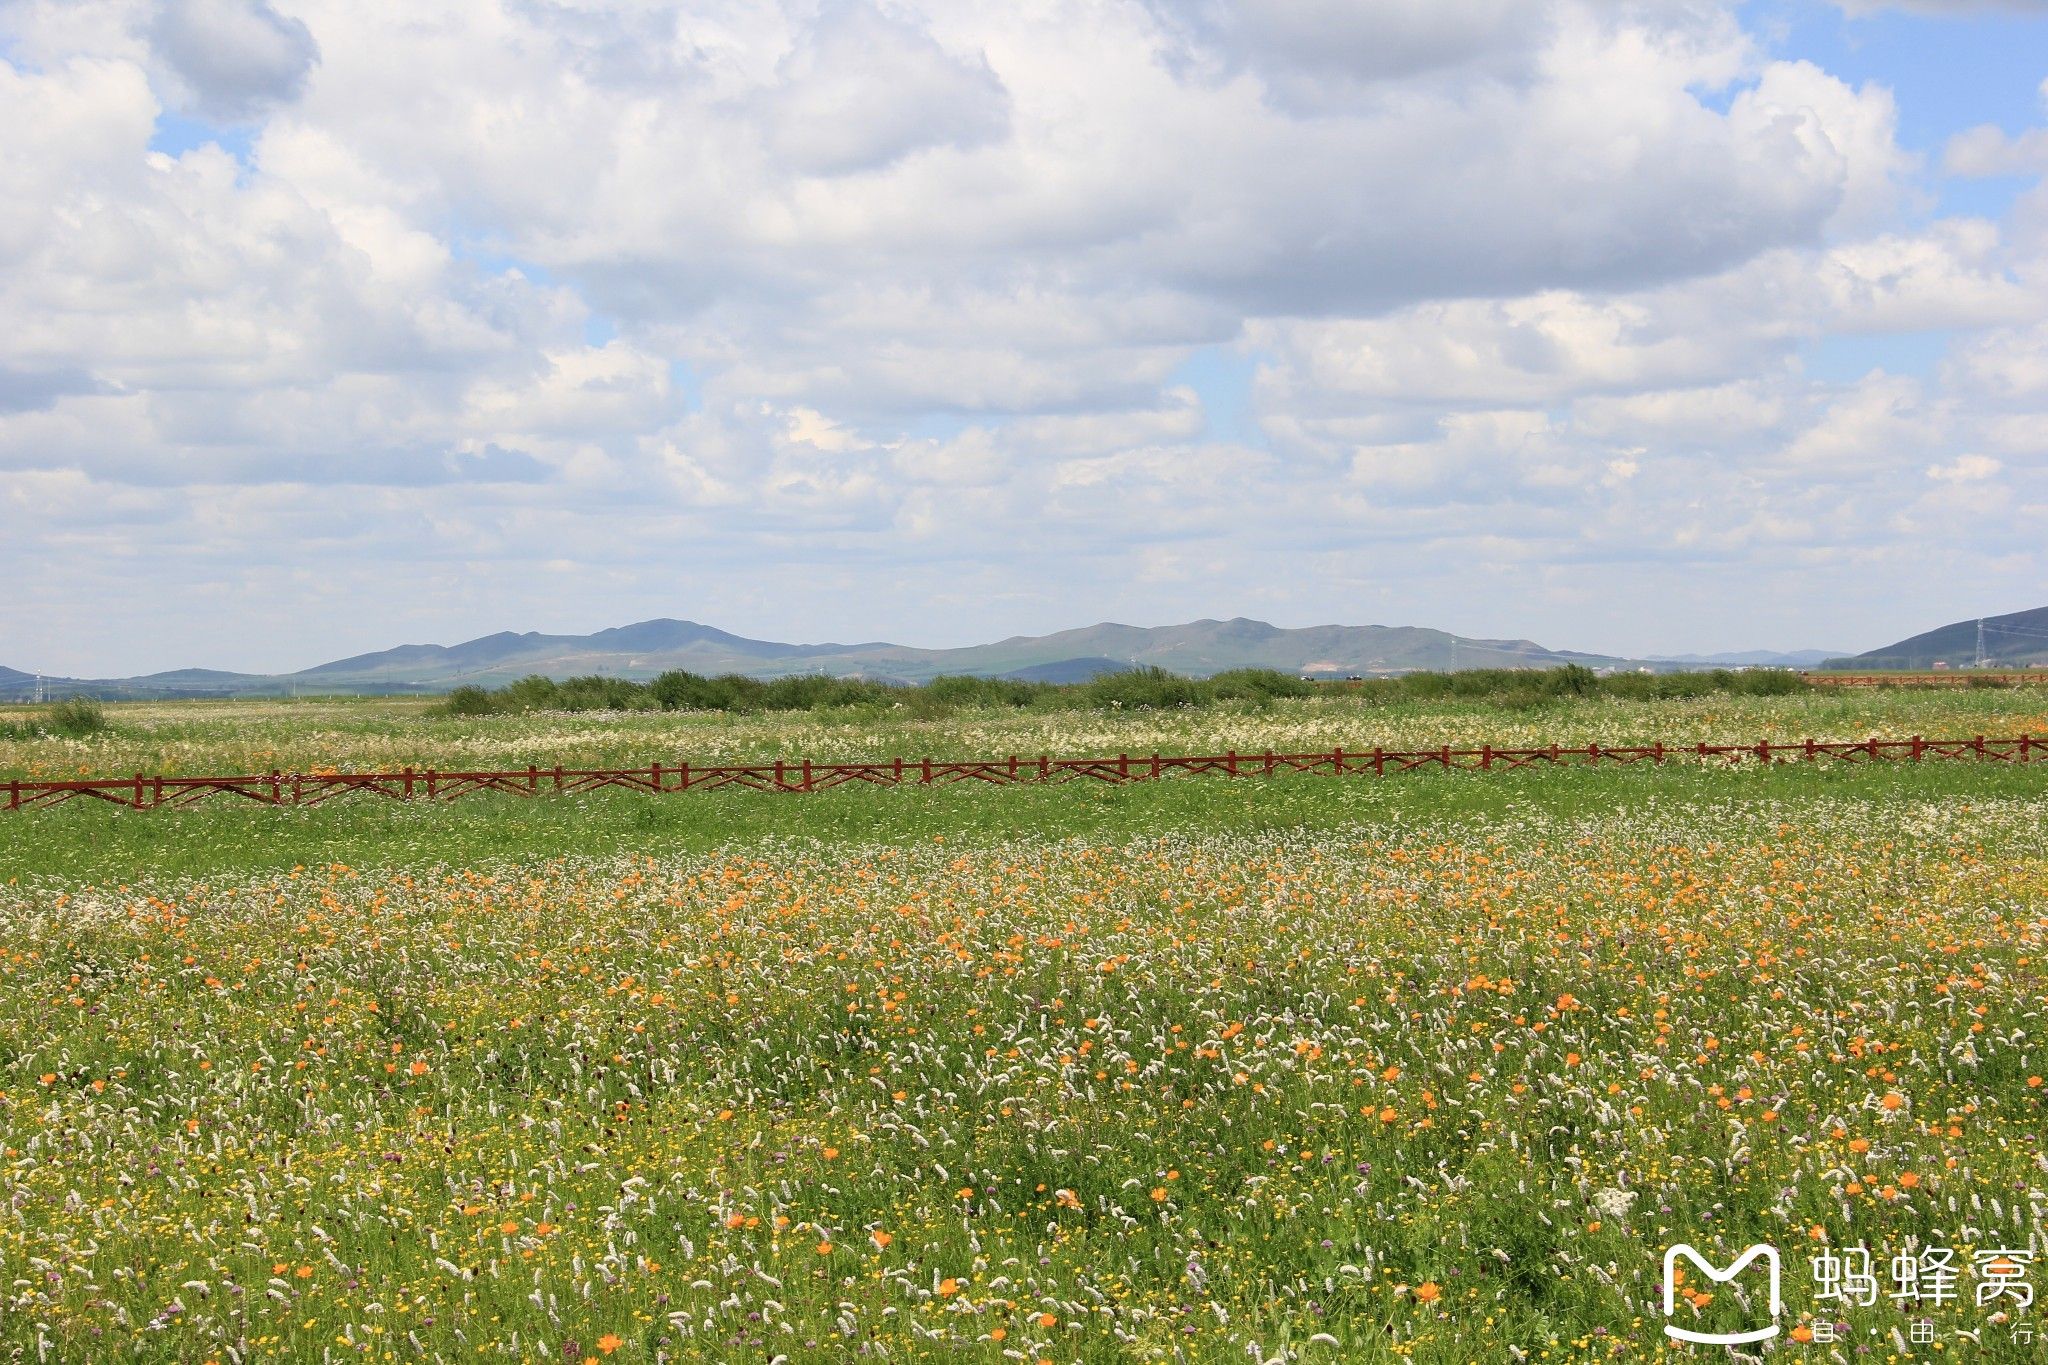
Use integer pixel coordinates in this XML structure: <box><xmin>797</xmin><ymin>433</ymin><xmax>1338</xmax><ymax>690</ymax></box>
<box><xmin>1976</xmin><ymin>617</ymin><xmax>1987</xmax><ymax>669</ymax></box>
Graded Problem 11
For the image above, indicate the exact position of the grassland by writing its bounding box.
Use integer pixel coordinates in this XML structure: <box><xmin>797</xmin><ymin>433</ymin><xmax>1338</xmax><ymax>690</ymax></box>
<box><xmin>1</xmin><ymin>690</ymin><xmax>2045</xmax><ymax>1361</ymax></box>
<box><xmin>8</xmin><ymin>683</ymin><xmax>2048</xmax><ymax>778</ymax></box>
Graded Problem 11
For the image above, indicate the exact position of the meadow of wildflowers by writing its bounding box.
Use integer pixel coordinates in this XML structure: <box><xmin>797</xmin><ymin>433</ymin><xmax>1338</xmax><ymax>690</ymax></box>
<box><xmin>2</xmin><ymin>696</ymin><xmax>2046</xmax><ymax>1361</ymax></box>
<box><xmin>6</xmin><ymin>686</ymin><xmax>2048</xmax><ymax>782</ymax></box>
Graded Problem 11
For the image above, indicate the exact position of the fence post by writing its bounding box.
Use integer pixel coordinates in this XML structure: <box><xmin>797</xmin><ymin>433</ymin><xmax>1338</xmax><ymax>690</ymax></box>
<box><xmin>553</xmin><ymin>765</ymin><xmax>563</xmax><ymax>792</ymax></box>
<box><xmin>922</xmin><ymin>757</ymin><xmax>933</xmax><ymax>784</ymax></box>
<box><xmin>152</xmin><ymin>775</ymin><xmax>163</xmax><ymax>808</ymax></box>
<box><xmin>1150</xmin><ymin>752</ymin><xmax>1161</xmax><ymax>780</ymax></box>
<box><xmin>1653</xmin><ymin>742</ymin><xmax>1664</xmax><ymax>764</ymax></box>
<box><xmin>1009</xmin><ymin>754</ymin><xmax>1018</xmax><ymax>781</ymax></box>
<box><xmin>775</xmin><ymin>759</ymin><xmax>785</xmax><ymax>789</ymax></box>
<box><xmin>651</xmin><ymin>761</ymin><xmax>663</xmax><ymax>792</ymax></box>
<box><xmin>271</xmin><ymin>769</ymin><xmax>282</xmax><ymax>804</ymax></box>
<box><xmin>1332</xmin><ymin>746</ymin><xmax>1344</xmax><ymax>776</ymax></box>
<box><xmin>1589</xmin><ymin>742</ymin><xmax>1600</xmax><ymax>765</ymax></box>
<box><xmin>1757</xmin><ymin>741</ymin><xmax>1770</xmax><ymax>765</ymax></box>
<box><xmin>1910</xmin><ymin>736</ymin><xmax>1923</xmax><ymax>763</ymax></box>
<box><xmin>1975</xmin><ymin>734</ymin><xmax>1986</xmax><ymax>759</ymax></box>
<box><xmin>1226</xmin><ymin>749</ymin><xmax>1238</xmax><ymax>776</ymax></box>
<box><xmin>678</xmin><ymin>761</ymin><xmax>690</xmax><ymax>790</ymax></box>
<box><xmin>1373</xmin><ymin>746</ymin><xmax>1384</xmax><ymax>776</ymax></box>
<box><xmin>133</xmin><ymin>773</ymin><xmax>144</xmax><ymax>809</ymax></box>
<box><xmin>1804</xmin><ymin>738</ymin><xmax>1816</xmax><ymax>761</ymax></box>
<box><xmin>425</xmin><ymin>768</ymin><xmax>437</xmax><ymax>800</ymax></box>
<box><xmin>1264</xmin><ymin>750</ymin><xmax>1276</xmax><ymax>776</ymax></box>
<box><xmin>1480</xmin><ymin>744</ymin><xmax>1492</xmax><ymax>771</ymax></box>
<box><xmin>1039</xmin><ymin>754</ymin><xmax>1049</xmax><ymax>781</ymax></box>
<box><xmin>1440</xmin><ymin>744</ymin><xmax>1451</xmax><ymax>769</ymax></box>
<box><xmin>802</xmin><ymin>758</ymin><xmax>813</xmax><ymax>792</ymax></box>
<box><xmin>404</xmin><ymin>766</ymin><xmax>415</xmax><ymax>798</ymax></box>
<box><xmin>894</xmin><ymin>755</ymin><xmax>904</xmax><ymax>784</ymax></box>
<box><xmin>6</xmin><ymin>780</ymin><xmax>16</xmax><ymax>810</ymax></box>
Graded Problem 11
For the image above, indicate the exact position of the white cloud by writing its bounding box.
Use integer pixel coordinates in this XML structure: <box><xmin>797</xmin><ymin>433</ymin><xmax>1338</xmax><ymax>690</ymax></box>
<box><xmin>0</xmin><ymin>0</ymin><xmax>2045</xmax><ymax>672</ymax></box>
<box><xmin>762</xmin><ymin>3</ymin><xmax>1010</xmax><ymax>175</ymax></box>
<box><xmin>1926</xmin><ymin>453</ymin><xmax>2002</xmax><ymax>481</ymax></box>
<box><xmin>1146</xmin><ymin>0</ymin><xmax>1552</xmax><ymax>102</ymax></box>
<box><xmin>150</xmin><ymin>0</ymin><xmax>316</xmax><ymax>120</ymax></box>
<box><xmin>1944</xmin><ymin>123</ymin><xmax>2048</xmax><ymax>178</ymax></box>
<box><xmin>1834</xmin><ymin>1</ymin><xmax>2048</xmax><ymax>14</ymax></box>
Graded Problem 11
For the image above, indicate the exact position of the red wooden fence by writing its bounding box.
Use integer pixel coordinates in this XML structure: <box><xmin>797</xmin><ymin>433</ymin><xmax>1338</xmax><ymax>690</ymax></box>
<box><xmin>3</xmin><ymin>734</ymin><xmax>2040</xmax><ymax>811</ymax></box>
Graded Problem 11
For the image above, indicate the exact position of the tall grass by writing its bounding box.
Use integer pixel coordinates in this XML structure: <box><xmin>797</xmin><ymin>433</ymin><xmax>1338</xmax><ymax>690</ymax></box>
<box><xmin>0</xmin><ymin>696</ymin><xmax>109</xmax><ymax>738</ymax></box>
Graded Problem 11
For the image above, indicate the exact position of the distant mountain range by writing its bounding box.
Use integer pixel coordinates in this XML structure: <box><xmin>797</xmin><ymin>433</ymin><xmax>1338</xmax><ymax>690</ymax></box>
<box><xmin>6</xmin><ymin>607</ymin><xmax>2018</xmax><ymax>701</ymax></box>
<box><xmin>1824</xmin><ymin>604</ymin><xmax>2048</xmax><ymax>670</ymax></box>
<box><xmin>1647</xmin><ymin>649</ymin><xmax>1844</xmax><ymax>668</ymax></box>
<box><xmin>4</xmin><ymin>616</ymin><xmax>1648</xmax><ymax>699</ymax></box>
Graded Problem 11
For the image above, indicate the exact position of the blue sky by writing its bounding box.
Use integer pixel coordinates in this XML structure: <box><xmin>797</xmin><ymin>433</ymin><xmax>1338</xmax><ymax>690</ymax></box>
<box><xmin>3</xmin><ymin>1</ymin><xmax>2047</xmax><ymax>674</ymax></box>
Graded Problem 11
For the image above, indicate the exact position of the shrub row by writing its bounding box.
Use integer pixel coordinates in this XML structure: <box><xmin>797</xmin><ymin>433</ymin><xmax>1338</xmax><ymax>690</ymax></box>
<box><xmin>1345</xmin><ymin>664</ymin><xmax>1807</xmax><ymax>707</ymax></box>
<box><xmin>436</xmin><ymin>663</ymin><xmax>1804</xmax><ymax>718</ymax></box>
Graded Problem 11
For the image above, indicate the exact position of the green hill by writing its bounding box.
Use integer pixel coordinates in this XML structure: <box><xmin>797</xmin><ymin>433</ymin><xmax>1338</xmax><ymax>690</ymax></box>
<box><xmin>1826</xmin><ymin>606</ymin><xmax>2048</xmax><ymax>670</ymax></box>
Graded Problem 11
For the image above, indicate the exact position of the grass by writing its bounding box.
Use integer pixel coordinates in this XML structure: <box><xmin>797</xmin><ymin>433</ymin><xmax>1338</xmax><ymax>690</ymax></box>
<box><xmin>6</xmin><ymin>684</ymin><xmax>2048</xmax><ymax>781</ymax></box>
<box><xmin>2</xmin><ymin>693</ymin><xmax>2046</xmax><ymax>1361</ymax></box>
<box><xmin>4</xmin><ymin>755</ymin><xmax>2047</xmax><ymax>888</ymax></box>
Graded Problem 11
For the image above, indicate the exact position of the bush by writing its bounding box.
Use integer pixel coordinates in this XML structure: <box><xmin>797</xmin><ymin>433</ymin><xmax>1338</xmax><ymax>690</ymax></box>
<box><xmin>1205</xmin><ymin>668</ymin><xmax>1314</xmax><ymax>703</ymax></box>
<box><xmin>1085</xmin><ymin>666</ymin><xmax>1204</xmax><ymax>710</ymax></box>
<box><xmin>924</xmin><ymin>675</ymin><xmax>1051</xmax><ymax>709</ymax></box>
<box><xmin>47</xmin><ymin>696</ymin><xmax>108</xmax><ymax>737</ymax></box>
<box><xmin>1555</xmin><ymin>663</ymin><xmax>1597</xmax><ymax>696</ymax></box>
<box><xmin>48</xmin><ymin>699</ymin><xmax>107</xmax><ymax>740</ymax></box>
<box><xmin>441</xmin><ymin>685</ymin><xmax>500</xmax><ymax>716</ymax></box>
<box><xmin>1728</xmin><ymin>668</ymin><xmax>1804</xmax><ymax>696</ymax></box>
<box><xmin>757</xmin><ymin>674</ymin><xmax>892</xmax><ymax>711</ymax></box>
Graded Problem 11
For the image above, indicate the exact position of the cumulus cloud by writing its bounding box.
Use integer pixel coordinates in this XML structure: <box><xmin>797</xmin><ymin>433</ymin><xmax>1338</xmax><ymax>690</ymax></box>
<box><xmin>1926</xmin><ymin>453</ymin><xmax>2002</xmax><ymax>481</ymax></box>
<box><xmin>1834</xmin><ymin>1</ymin><xmax>2048</xmax><ymax>14</ymax></box>
<box><xmin>1146</xmin><ymin>0</ymin><xmax>1552</xmax><ymax>102</ymax></box>
<box><xmin>1945</xmin><ymin>123</ymin><xmax>2048</xmax><ymax>177</ymax></box>
<box><xmin>1</xmin><ymin>0</ymin><xmax>2046</xmax><ymax>672</ymax></box>
<box><xmin>150</xmin><ymin>0</ymin><xmax>317</xmax><ymax>120</ymax></box>
<box><xmin>763</xmin><ymin>3</ymin><xmax>1010</xmax><ymax>175</ymax></box>
<box><xmin>260</xmin><ymin>1</ymin><xmax>1912</xmax><ymax>329</ymax></box>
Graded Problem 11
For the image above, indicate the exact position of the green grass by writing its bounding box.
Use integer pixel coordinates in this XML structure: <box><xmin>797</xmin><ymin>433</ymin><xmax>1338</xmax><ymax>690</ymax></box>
<box><xmin>6</xmin><ymin>683</ymin><xmax>2048</xmax><ymax>782</ymax></box>
<box><xmin>4</xmin><ymin>756</ymin><xmax>2045</xmax><ymax>887</ymax></box>
<box><xmin>4</xmin><ymin>695</ymin><xmax>2047</xmax><ymax>1362</ymax></box>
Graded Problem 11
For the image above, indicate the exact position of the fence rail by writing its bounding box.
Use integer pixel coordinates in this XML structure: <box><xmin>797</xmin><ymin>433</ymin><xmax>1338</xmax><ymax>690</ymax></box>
<box><xmin>1803</xmin><ymin>672</ymin><xmax>2048</xmax><ymax>688</ymax></box>
<box><xmin>3</xmin><ymin>734</ymin><xmax>2042</xmax><ymax>811</ymax></box>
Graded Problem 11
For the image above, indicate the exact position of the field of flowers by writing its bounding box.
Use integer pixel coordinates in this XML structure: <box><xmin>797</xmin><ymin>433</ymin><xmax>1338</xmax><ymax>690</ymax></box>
<box><xmin>4</xmin><ymin>767</ymin><xmax>2046</xmax><ymax>1361</ymax></box>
